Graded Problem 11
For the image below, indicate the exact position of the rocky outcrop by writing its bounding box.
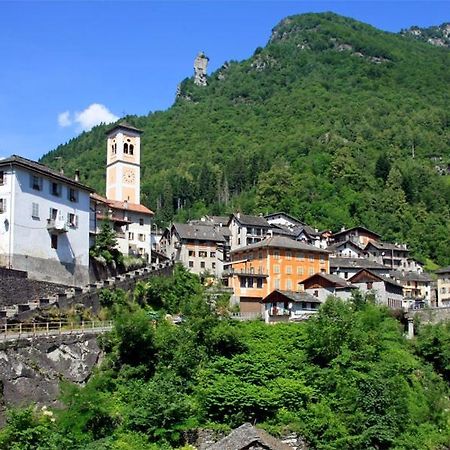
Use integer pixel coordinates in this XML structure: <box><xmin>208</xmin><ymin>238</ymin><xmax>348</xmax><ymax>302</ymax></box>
<box><xmin>0</xmin><ymin>334</ymin><xmax>102</xmax><ymax>424</ymax></box>
<box><xmin>194</xmin><ymin>52</ymin><xmax>209</xmax><ymax>86</ymax></box>
<box><xmin>401</xmin><ymin>23</ymin><xmax>450</xmax><ymax>49</ymax></box>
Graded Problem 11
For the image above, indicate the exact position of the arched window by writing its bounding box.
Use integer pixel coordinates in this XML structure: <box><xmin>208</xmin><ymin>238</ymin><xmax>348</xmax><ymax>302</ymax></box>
<box><xmin>129</xmin><ymin>144</ymin><xmax>134</xmax><ymax>155</ymax></box>
<box><xmin>124</xmin><ymin>143</ymin><xmax>129</xmax><ymax>154</ymax></box>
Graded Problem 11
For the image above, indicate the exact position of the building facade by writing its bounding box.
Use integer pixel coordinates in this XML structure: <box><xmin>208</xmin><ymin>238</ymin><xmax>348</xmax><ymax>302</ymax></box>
<box><xmin>436</xmin><ymin>266</ymin><xmax>450</xmax><ymax>307</ymax></box>
<box><xmin>228</xmin><ymin>235</ymin><xmax>330</xmax><ymax>313</ymax></box>
<box><xmin>0</xmin><ymin>156</ymin><xmax>92</xmax><ymax>286</ymax></box>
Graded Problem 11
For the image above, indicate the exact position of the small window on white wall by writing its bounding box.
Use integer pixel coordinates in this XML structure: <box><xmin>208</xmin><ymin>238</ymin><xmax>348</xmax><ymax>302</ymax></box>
<box><xmin>0</xmin><ymin>171</ymin><xmax>4</xmax><ymax>185</ymax></box>
<box><xmin>31</xmin><ymin>203</ymin><xmax>39</xmax><ymax>219</ymax></box>
<box><xmin>0</xmin><ymin>198</ymin><xmax>6</xmax><ymax>214</ymax></box>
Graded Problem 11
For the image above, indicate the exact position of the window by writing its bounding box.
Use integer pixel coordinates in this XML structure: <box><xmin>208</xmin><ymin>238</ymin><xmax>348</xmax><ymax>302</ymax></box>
<box><xmin>199</xmin><ymin>251</ymin><xmax>207</xmax><ymax>257</ymax></box>
<box><xmin>50</xmin><ymin>182</ymin><xmax>61</xmax><ymax>197</ymax></box>
<box><xmin>200</xmin><ymin>261</ymin><xmax>205</xmax><ymax>269</ymax></box>
<box><xmin>258</xmin><ymin>251</ymin><xmax>263</xmax><ymax>259</ymax></box>
<box><xmin>124</xmin><ymin>143</ymin><xmax>129</xmax><ymax>154</ymax></box>
<box><xmin>240</xmin><ymin>277</ymin><xmax>246</xmax><ymax>288</ymax></box>
<box><xmin>128</xmin><ymin>232</ymin><xmax>134</xmax><ymax>240</ymax></box>
<box><xmin>31</xmin><ymin>202</ymin><xmax>39</xmax><ymax>219</ymax></box>
<box><xmin>51</xmin><ymin>234</ymin><xmax>58</xmax><ymax>249</ymax></box>
<box><xmin>189</xmin><ymin>261</ymin><xmax>194</xmax><ymax>268</ymax></box>
<box><xmin>237</xmin><ymin>238</ymin><xmax>241</xmax><ymax>245</ymax></box>
<box><xmin>248</xmin><ymin>277</ymin><xmax>254</xmax><ymax>288</ymax></box>
<box><xmin>320</xmin><ymin>254</ymin><xmax>325</xmax><ymax>262</ymax></box>
<box><xmin>286</xmin><ymin>251</ymin><xmax>292</xmax><ymax>260</ymax></box>
<box><xmin>189</xmin><ymin>250</ymin><xmax>196</xmax><ymax>257</ymax></box>
<box><xmin>273</xmin><ymin>250</ymin><xmax>280</xmax><ymax>259</ymax></box>
<box><xmin>129</xmin><ymin>144</ymin><xmax>134</xmax><ymax>155</ymax></box>
<box><xmin>139</xmin><ymin>218</ymin><xmax>144</xmax><ymax>226</ymax></box>
<box><xmin>286</xmin><ymin>265</ymin><xmax>292</xmax><ymax>274</ymax></box>
<box><xmin>49</xmin><ymin>208</ymin><xmax>58</xmax><ymax>220</ymax></box>
<box><xmin>309</xmin><ymin>268</ymin><xmax>314</xmax><ymax>275</ymax></box>
<box><xmin>68</xmin><ymin>188</ymin><xmax>78</xmax><ymax>203</ymax></box>
<box><xmin>212</xmin><ymin>262</ymin><xmax>216</xmax><ymax>269</ymax></box>
<box><xmin>274</xmin><ymin>265</ymin><xmax>280</xmax><ymax>274</ymax></box>
<box><xmin>31</xmin><ymin>175</ymin><xmax>42</xmax><ymax>191</ymax></box>
<box><xmin>256</xmin><ymin>278</ymin><xmax>263</xmax><ymax>289</ymax></box>
<box><xmin>313</xmin><ymin>290</ymin><xmax>319</xmax><ymax>297</ymax></box>
<box><xmin>286</xmin><ymin>279</ymin><xmax>292</xmax><ymax>290</ymax></box>
<box><xmin>297</xmin><ymin>252</ymin><xmax>304</xmax><ymax>260</ymax></box>
<box><xmin>297</xmin><ymin>267</ymin><xmax>304</xmax><ymax>275</ymax></box>
<box><xmin>138</xmin><ymin>234</ymin><xmax>145</xmax><ymax>242</ymax></box>
<box><xmin>0</xmin><ymin>198</ymin><xmax>6</xmax><ymax>214</ymax></box>
<box><xmin>309</xmin><ymin>254</ymin><xmax>314</xmax><ymax>262</ymax></box>
<box><xmin>67</xmin><ymin>213</ymin><xmax>78</xmax><ymax>228</ymax></box>
<box><xmin>367</xmin><ymin>282</ymin><xmax>373</xmax><ymax>289</ymax></box>
<box><xmin>0</xmin><ymin>171</ymin><xmax>4</xmax><ymax>185</ymax></box>
<box><xmin>210</xmin><ymin>251</ymin><xmax>216</xmax><ymax>258</ymax></box>
<box><xmin>274</xmin><ymin>279</ymin><xmax>280</xmax><ymax>289</ymax></box>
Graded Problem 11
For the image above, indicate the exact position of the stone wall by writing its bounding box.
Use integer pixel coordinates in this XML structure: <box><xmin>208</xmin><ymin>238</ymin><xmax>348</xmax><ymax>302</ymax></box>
<box><xmin>407</xmin><ymin>306</ymin><xmax>450</xmax><ymax>325</ymax></box>
<box><xmin>0</xmin><ymin>333</ymin><xmax>102</xmax><ymax>424</ymax></box>
<box><xmin>0</xmin><ymin>268</ymin><xmax>66</xmax><ymax>307</ymax></box>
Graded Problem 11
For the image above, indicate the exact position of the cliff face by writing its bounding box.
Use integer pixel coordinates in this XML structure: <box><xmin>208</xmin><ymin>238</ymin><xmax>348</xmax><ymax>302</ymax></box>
<box><xmin>401</xmin><ymin>23</ymin><xmax>450</xmax><ymax>48</ymax></box>
<box><xmin>0</xmin><ymin>334</ymin><xmax>102</xmax><ymax>424</ymax></box>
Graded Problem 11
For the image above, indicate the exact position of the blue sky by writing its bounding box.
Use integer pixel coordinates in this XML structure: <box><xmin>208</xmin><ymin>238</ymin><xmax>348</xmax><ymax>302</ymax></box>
<box><xmin>0</xmin><ymin>1</ymin><xmax>448</xmax><ymax>161</ymax></box>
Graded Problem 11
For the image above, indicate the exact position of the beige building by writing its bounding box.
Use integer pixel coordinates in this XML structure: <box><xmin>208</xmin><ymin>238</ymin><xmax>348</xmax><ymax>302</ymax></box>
<box><xmin>160</xmin><ymin>223</ymin><xmax>227</xmax><ymax>277</ymax></box>
<box><xmin>436</xmin><ymin>266</ymin><xmax>450</xmax><ymax>307</ymax></box>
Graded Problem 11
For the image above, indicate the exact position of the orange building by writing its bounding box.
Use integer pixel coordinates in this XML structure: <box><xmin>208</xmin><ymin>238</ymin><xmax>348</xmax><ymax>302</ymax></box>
<box><xmin>227</xmin><ymin>235</ymin><xmax>330</xmax><ymax>314</ymax></box>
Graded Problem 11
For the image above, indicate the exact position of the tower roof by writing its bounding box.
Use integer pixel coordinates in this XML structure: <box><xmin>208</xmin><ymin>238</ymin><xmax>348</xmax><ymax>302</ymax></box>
<box><xmin>106</xmin><ymin>121</ymin><xmax>143</xmax><ymax>135</ymax></box>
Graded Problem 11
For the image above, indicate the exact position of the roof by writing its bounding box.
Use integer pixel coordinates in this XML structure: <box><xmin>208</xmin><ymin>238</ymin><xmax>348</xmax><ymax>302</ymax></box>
<box><xmin>270</xmin><ymin>224</ymin><xmax>297</xmax><ymax>237</ymax></box>
<box><xmin>390</xmin><ymin>270</ymin><xmax>432</xmax><ymax>282</ymax></box>
<box><xmin>327</xmin><ymin>239</ymin><xmax>365</xmax><ymax>252</ymax></box>
<box><xmin>105</xmin><ymin>199</ymin><xmax>153</xmax><ymax>215</ymax></box>
<box><xmin>231</xmin><ymin>213</ymin><xmax>270</xmax><ymax>227</ymax></box>
<box><xmin>231</xmin><ymin>235</ymin><xmax>330</xmax><ymax>254</ymax></box>
<box><xmin>207</xmin><ymin>423</ymin><xmax>292</xmax><ymax>450</ymax></box>
<box><xmin>264</xmin><ymin>211</ymin><xmax>305</xmax><ymax>226</ymax></box>
<box><xmin>172</xmin><ymin>223</ymin><xmax>226</xmax><ymax>243</ymax></box>
<box><xmin>0</xmin><ymin>155</ymin><xmax>94</xmax><ymax>192</ymax></box>
<box><xmin>435</xmin><ymin>266</ymin><xmax>450</xmax><ymax>274</ymax></box>
<box><xmin>349</xmin><ymin>269</ymin><xmax>404</xmax><ymax>289</ymax></box>
<box><xmin>330</xmin><ymin>257</ymin><xmax>388</xmax><ymax>270</ymax></box>
<box><xmin>205</xmin><ymin>215</ymin><xmax>230</xmax><ymax>225</ymax></box>
<box><xmin>262</xmin><ymin>289</ymin><xmax>322</xmax><ymax>303</ymax></box>
<box><xmin>106</xmin><ymin>121</ymin><xmax>143</xmax><ymax>135</ymax></box>
<box><xmin>300</xmin><ymin>272</ymin><xmax>358</xmax><ymax>289</ymax></box>
<box><xmin>332</xmin><ymin>226</ymin><xmax>381</xmax><ymax>239</ymax></box>
<box><xmin>365</xmin><ymin>241</ymin><xmax>409</xmax><ymax>252</ymax></box>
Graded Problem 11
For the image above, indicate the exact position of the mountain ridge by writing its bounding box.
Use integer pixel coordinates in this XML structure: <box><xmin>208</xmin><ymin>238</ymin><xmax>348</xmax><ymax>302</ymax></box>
<box><xmin>41</xmin><ymin>12</ymin><xmax>450</xmax><ymax>265</ymax></box>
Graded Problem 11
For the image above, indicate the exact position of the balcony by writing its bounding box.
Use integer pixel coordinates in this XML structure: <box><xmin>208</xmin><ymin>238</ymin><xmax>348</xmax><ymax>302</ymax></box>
<box><xmin>223</xmin><ymin>268</ymin><xmax>268</xmax><ymax>278</ymax></box>
<box><xmin>46</xmin><ymin>219</ymin><xmax>68</xmax><ymax>234</ymax></box>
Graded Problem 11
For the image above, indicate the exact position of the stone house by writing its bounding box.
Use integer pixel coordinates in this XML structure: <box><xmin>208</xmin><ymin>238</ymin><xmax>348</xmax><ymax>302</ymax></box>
<box><xmin>327</xmin><ymin>239</ymin><xmax>366</xmax><ymax>258</ymax></box>
<box><xmin>160</xmin><ymin>223</ymin><xmax>227</xmax><ymax>278</ymax></box>
<box><xmin>389</xmin><ymin>270</ymin><xmax>432</xmax><ymax>306</ymax></box>
<box><xmin>330</xmin><ymin>257</ymin><xmax>391</xmax><ymax>279</ymax></box>
<box><xmin>299</xmin><ymin>272</ymin><xmax>358</xmax><ymax>303</ymax></box>
<box><xmin>331</xmin><ymin>226</ymin><xmax>381</xmax><ymax>247</ymax></box>
<box><xmin>436</xmin><ymin>266</ymin><xmax>450</xmax><ymax>307</ymax></box>
<box><xmin>364</xmin><ymin>241</ymin><xmax>410</xmax><ymax>270</ymax></box>
<box><xmin>0</xmin><ymin>155</ymin><xmax>93</xmax><ymax>287</ymax></box>
<box><xmin>348</xmin><ymin>269</ymin><xmax>404</xmax><ymax>310</ymax></box>
<box><xmin>228</xmin><ymin>213</ymin><xmax>271</xmax><ymax>249</ymax></box>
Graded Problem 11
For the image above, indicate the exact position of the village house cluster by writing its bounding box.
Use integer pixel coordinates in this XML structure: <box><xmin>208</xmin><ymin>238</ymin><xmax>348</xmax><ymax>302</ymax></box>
<box><xmin>0</xmin><ymin>123</ymin><xmax>153</xmax><ymax>288</ymax></box>
<box><xmin>159</xmin><ymin>212</ymin><xmax>449</xmax><ymax>323</ymax></box>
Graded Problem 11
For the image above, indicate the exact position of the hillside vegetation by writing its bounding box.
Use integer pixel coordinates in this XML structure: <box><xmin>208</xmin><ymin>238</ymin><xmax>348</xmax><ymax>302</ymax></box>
<box><xmin>1</xmin><ymin>267</ymin><xmax>449</xmax><ymax>449</ymax></box>
<box><xmin>41</xmin><ymin>13</ymin><xmax>450</xmax><ymax>265</ymax></box>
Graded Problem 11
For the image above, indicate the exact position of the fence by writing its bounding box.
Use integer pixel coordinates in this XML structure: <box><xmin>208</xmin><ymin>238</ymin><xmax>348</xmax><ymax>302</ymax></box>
<box><xmin>0</xmin><ymin>320</ymin><xmax>113</xmax><ymax>342</ymax></box>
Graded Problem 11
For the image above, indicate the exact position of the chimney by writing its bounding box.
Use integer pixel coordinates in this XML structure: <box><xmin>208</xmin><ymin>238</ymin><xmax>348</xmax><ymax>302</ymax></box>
<box><xmin>237</xmin><ymin>212</ymin><xmax>241</xmax><ymax>219</ymax></box>
<box><xmin>74</xmin><ymin>170</ymin><xmax>80</xmax><ymax>182</ymax></box>
<box><xmin>60</xmin><ymin>168</ymin><xmax>64</xmax><ymax>175</ymax></box>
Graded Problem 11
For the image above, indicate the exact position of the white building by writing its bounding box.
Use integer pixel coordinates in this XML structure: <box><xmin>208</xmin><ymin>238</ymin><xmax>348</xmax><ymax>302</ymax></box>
<box><xmin>0</xmin><ymin>155</ymin><xmax>93</xmax><ymax>286</ymax></box>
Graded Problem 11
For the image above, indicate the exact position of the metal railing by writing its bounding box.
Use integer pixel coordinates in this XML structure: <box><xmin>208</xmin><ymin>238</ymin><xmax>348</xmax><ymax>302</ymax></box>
<box><xmin>0</xmin><ymin>320</ymin><xmax>113</xmax><ymax>342</ymax></box>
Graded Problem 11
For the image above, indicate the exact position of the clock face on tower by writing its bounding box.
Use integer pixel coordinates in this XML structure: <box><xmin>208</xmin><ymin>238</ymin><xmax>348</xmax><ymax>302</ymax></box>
<box><xmin>123</xmin><ymin>168</ymin><xmax>136</xmax><ymax>184</ymax></box>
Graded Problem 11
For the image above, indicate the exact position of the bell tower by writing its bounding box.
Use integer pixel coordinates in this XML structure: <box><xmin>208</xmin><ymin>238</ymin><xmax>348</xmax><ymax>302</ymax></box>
<box><xmin>106</xmin><ymin>122</ymin><xmax>143</xmax><ymax>204</ymax></box>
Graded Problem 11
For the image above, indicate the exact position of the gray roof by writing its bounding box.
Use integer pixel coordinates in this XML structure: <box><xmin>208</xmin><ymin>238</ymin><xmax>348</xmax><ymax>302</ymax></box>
<box><xmin>300</xmin><ymin>272</ymin><xmax>358</xmax><ymax>289</ymax></box>
<box><xmin>262</xmin><ymin>289</ymin><xmax>321</xmax><ymax>303</ymax></box>
<box><xmin>231</xmin><ymin>235</ymin><xmax>330</xmax><ymax>254</ymax></box>
<box><xmin>207</xmin><ymin>215</ymin><xmax>231</xmax><ymax>226</ymax></box>
<box><xmin>172</xmin><ymin>223</ymin><xmax>226</xmax><ymax>243</ymax></box>
<box><xmin>207</xmin><ymin>423</ymin><xmax>292</xmax><ymax>450</ymax></box>
<box><xmin>264</xmin><ymin>211</ymin><xmax>305</xmax><ymax>226</ymax></box>
<box><xmin>330</xmin><ymin>257</ymin><xmax>389</xmax><ymax>270</ymax></box>
<box><xmin>349</xmin><ymin>269</ymin><xmax>404</xmax><ymax>289</ymax></box>
<box><xmin>0</xmin><ymin>155</ymin><xmax>94</xmax><ymax>192</ymax></box>
<box><xmin>365</xmin><ymin>241</ymin><xmax>409</xmax><ymax>252</ymax></box>
<box><xmin>436</xmin><ymin>266</ymin><xmax>450</xmax><ymax>274</ymax></box>
<box><xmin>327</xmin><ymin>239</ymin><xmax>365</xmax><ymax>252</ymax></box>
<box><xmin>390</xmin><ymin>270</ymin><xmax>432</xmax><ymax>282</ymax></box>
<box><xmin>106</xmin><ymin>120</ymin><xmax>143</xmax><ymax>135</ymax></box>
<box><xmin>232</xmin><ymin>213</ymin><xmax>270</xmax><ymax>227</ymax></box>
<box><xmin>332</xmin><ymin>226</ymin><xmax>381</xmax><ymax>239</ymax></box>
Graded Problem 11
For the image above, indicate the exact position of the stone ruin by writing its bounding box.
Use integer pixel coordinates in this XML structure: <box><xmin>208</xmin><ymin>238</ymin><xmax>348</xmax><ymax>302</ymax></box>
<box><xmin>194</xmin><ymin>51</ymin><xmax>209</xmax><ymax>86</ymax></box>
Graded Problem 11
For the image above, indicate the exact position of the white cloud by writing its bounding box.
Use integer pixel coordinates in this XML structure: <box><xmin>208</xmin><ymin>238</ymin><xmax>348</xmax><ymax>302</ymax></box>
<box><xmin>57</xmin><ymin>103</ymin><xmax>119</xmax><ymax>131</ymax></box>
<box><xmin>58</xmin><ymin>111</ymin><xmax>72</xmax><ymax>127</ymax></box>
<box><xmin>74</xmin><ymin>103</ymin><xmax>118</xmax><ymax>131</ymax></box>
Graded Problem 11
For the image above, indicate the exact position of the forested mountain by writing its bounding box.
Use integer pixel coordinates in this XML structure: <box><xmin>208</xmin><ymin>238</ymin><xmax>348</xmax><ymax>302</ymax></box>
<box><xmin>401</xmin><ymin>22</ymin><xmax>450</xmax><ymax>48</ymax></box>
<box><xmin>41</xmin><ymin>12</ymin><xmax>450</xmax><ymax>266</ymax></box>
